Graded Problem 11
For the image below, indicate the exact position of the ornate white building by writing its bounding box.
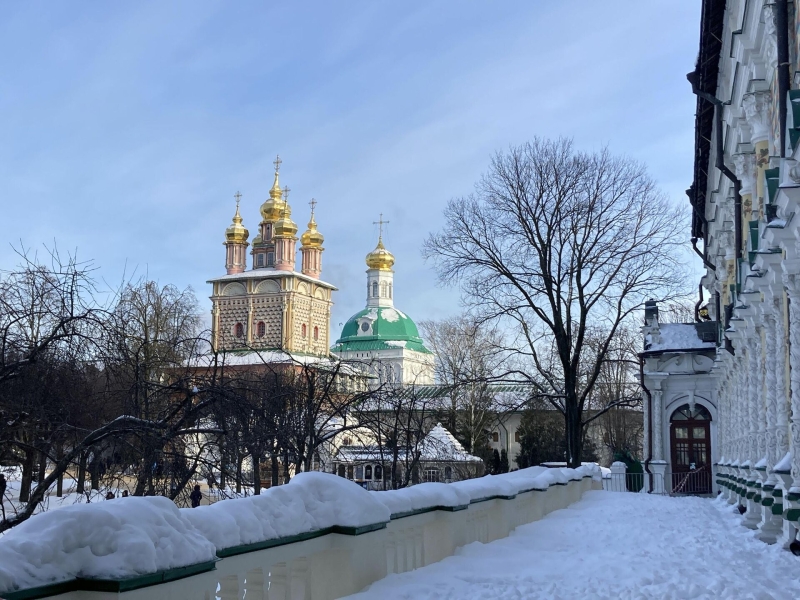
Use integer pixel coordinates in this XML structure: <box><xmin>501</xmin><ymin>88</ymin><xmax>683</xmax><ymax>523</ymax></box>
<box><xmin>677</xmin><ymin>0</ymin><xmax>800</xmax><ymax>547</ymax></box>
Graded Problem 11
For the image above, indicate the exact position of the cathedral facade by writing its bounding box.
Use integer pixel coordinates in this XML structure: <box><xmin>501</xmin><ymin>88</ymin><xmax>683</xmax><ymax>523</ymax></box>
<box><xmin>208</xmin><ymin>158</ymin><xmax>336</xmax><ymax>356</ymax></box>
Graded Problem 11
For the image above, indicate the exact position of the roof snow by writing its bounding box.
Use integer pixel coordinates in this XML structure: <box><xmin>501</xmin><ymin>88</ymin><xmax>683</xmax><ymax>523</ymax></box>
<box><xmin>644</xmin><ymin>324</ymin><xmax>716</xmax><ymax>353</ymax></box>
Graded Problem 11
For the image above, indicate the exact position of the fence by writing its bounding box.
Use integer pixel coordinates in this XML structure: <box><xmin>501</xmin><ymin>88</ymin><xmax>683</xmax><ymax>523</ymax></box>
<box><xmin>602</xmin><ymin>462</ymin><xmax>714</xmax><ymax>496</ymax></box>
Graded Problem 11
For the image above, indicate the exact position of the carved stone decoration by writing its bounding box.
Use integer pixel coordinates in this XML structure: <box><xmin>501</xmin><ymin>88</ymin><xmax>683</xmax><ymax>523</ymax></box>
<box><xmin>755</xmin><ymin>328</ymin><xmax>768</xmax><ymax>463</ymax></box>
<box><xmin>652</xmin><ymin>389</ymin><xmax>663</xmax><ymax>461</ymax></box>
<box><xmin>763</xmin><ymin>4</ymin><xmax>778</xmax><ymax>70</ymax></box>
<box><xmin>733</xmin><ymin>154</ymin><xmax>757</xmax><ymax>196</ymax></box>
<box><xmin>763</xmin><ymin>311</ymin><xmax>779</xmax><ymax>474</ymax></box>
<box><xmin>743</xmin><ymin>92</ymin><xmax>773</xmax><ymax>144</ymax></box>
<box><xmin>784</xmin><ymin>273</ymin><xmax>800</xmax><ymax>486</ymax></box>
<box><xmin>774</xmin><ymin>296</ymin><xmax>790</xmax><ymax>463</ymax></box>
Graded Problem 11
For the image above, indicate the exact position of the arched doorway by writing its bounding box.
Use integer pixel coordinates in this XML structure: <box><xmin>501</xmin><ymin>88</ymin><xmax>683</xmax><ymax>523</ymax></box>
<box><xmin>669</xmin><ymin>403</ymin><xmax>712</xmax><ymax>494</ymax></box>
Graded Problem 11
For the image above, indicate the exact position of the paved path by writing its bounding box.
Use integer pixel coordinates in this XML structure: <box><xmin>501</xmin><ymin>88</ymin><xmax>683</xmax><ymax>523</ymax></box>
<box><xmin>346</xmin><ymin>490</ymin><xmax>800</xmax><ymax>599</ymax></box>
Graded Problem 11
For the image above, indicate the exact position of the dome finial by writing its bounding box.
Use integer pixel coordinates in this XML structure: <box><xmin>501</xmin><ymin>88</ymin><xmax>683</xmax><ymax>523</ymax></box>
<box><xmin>261</xmin><ymin>155</ymin><xmax>287</xmax><ymax>222</ymax></box>
<box><xmin>225</xmin><ymin>191</ymin><xmax>249</xmax><ymax>243</ymax></box>
<box><xmin>301</xmin><ymin>198</ymin><xmax>324</xmax><ymax>249</ymax></box>
<box><xmin>373</xmin><ymin>213</ymin><xmax>389</xmax><ymax>244</ymax></box>
<box><xmin>366</xmin><ymin>214</ymin><xmax>394</xmax><ymax>270</ymax></box>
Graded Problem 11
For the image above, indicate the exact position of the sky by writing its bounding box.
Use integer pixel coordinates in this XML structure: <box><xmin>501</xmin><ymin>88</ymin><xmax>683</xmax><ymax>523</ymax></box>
<box><xmin>0</xmin><ymin>1</ymin><xmax>703</xmax><ymax>336</ymax></box>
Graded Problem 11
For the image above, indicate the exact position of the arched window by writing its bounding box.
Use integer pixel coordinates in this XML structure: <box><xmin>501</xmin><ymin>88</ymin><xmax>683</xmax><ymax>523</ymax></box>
<box><xmin>444</xmin><ymin>466</ymin><xmax>452</xmax><ymax>481</ymax></box>
<box><xmin>389</xmin><ymin>283</ymin><xmax>392</xmax><ymax>298</ymax></box>
<box><xmin>365</xmin><ymin>465</ymin><xmax>372</xmax><ymax>480</ymax></box>
<box><xmin>374</xmin><ymin>465</ymin><xmax>383</xmax><ymax>480</ymax></box>
<box><xmin>235</xmin><ymin>323</ymin><xmax>244</xmax><ymax>338</ymax></box>
<box><xmin>257</xmin><ymin>321</ymin><xmax>266</xmax><ymax>338</ymax></box>
<box><xmin>347</xmin><ymin>465</ymin><xmax>354</xmax><ymax>480</ymax></box>
<box><xmin>302</xmin><ymin>324</ymin><xmax>307</xmax><ymax>338</ymax></box>
<box><xmin>313</xmin><ymin>326</ymin><xmax>319</xmax><ymax>341</ymax></box>
<box><xmin>337</xmin><ymin>465</ymin><xmax>346</xmax><ymax>478</ymax></box>
<box><xmin>372</xmin><ymin>281</ymin><xmax>378</xmax><ymax>297</ymax></box>
<box><xmin>257</xmin><ymin>253</ymin><xmax>264</xmax><ymax>267</ymax></box>
<box><xmin>267</xmin><ymin>252</ymin><xmax>274</xmax><ymax>266</ymax></box>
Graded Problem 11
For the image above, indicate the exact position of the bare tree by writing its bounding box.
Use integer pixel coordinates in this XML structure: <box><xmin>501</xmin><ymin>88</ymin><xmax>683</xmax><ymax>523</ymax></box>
<box><xmin>424</xmin><ymin>138</ymin><xmax>686</xmax><ymax>466</ymax></box>
<box><xmin>418</xmin><ymin>316</ymin><xmax>508</xmax><ymax>455</ymax></box>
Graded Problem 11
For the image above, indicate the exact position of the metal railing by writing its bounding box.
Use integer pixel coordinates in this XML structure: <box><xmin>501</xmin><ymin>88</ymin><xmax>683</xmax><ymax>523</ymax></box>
<box><xmin>602</xmin><ymin>472</ymin><xmax>665</xmax><ymax>494</ymax></box>
<box><xmin>670</xmin><ymin>468</ymin><xmax>712</xmax><ymax>495</ymax></box>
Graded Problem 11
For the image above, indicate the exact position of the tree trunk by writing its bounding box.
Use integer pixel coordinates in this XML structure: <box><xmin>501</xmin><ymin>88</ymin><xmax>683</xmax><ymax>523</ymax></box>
<box><xmin>271</xmin><ymin>454</ymin><xmax>279</xmax><ymax>487</ymax></box>
<box><xmin>56</xmin><ymin>446</ymin><xmax>63</xmax><ymax>497</ymax></box>
<box><xmin>253</xmin><ymin>452</ymin><xmax>262</xmax><ymax>495</ymax></box>
<box><xmin>76</xmin><ymin>451</ymin><xmax>87</xmax><ymax>494</ymax></box>
<box><xmin>19</xmin><ymin>451</ymin><xmax>34</xmax><ymax>503</ymax></box>
<box><xmin>235</xmin><ymin>454</ymin><xmax>242</xmax><ymax>494</ymax></box>
<box><xmin>37</xmin><ymin>450</ymin><xmax>47</xmax><ymax>484</ymax></box>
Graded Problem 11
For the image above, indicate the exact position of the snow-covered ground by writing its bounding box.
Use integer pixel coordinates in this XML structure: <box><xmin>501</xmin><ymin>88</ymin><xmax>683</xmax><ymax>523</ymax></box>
<box><xmin>346</xmin><ymin>491</ymin><xmax>800</xmax><ymax>599</ymax></box>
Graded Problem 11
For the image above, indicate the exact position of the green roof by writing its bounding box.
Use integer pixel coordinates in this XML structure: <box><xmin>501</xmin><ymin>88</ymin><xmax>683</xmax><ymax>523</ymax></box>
<box><xmin>331</xmin><ymin>306</ymin><xmax>432</xmax><ymax>354</ymax></box>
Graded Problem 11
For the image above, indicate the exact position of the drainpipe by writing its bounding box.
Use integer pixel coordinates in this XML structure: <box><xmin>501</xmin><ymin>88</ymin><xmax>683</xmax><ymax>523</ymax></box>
<box><xmin>777</xmin><ymin>0</ymin><xmax>790</xmax><ymax>158</ymax></box>
<box><xmin>687</xmin><ymin>73</ymin><xmax>743</xmax><ymax>263</ymax></box>
<box><xmin>640</xmin><ymin>356</ymin><xmax>654</xmax><ymax>493</ymax></box>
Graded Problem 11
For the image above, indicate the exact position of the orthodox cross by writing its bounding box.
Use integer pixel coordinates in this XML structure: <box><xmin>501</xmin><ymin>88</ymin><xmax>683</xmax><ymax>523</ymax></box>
<box><xmin>283</xmin><ymin>186</ymin><xmax>291</xmax><ymax>202</ymax></box>
<box><xmin>309</xmin><ymin>198</ymin><xmax>317</xmax><ymax>214</ymax></box>
<box><xmin>234</xmin><ymin>191</ymin><xmax>242</xmax><ymax>209</ymax></box>
<box><xmin>273</xmin><ymin>155</ymin><xmax>282</xmax><ymax>173</ymax></box>
<box><xmin>373</xmin><ymin>214</ymin><xmax>389</xmax><ymax>240</ymax></box>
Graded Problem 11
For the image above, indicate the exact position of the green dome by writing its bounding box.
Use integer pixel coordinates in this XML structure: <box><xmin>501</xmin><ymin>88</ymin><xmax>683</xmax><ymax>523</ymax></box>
<box><xmin>331</xmin><ymin>307</ymin><xmax>432</xmax><ymax>354</ymax></box>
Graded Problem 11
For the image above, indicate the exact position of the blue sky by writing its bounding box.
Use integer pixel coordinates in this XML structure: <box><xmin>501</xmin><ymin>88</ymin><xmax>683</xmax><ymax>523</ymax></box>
<box><xmin>0</xmin><ymin>1</ymin><xmax>702</xmax><ymax>335</ymax></box>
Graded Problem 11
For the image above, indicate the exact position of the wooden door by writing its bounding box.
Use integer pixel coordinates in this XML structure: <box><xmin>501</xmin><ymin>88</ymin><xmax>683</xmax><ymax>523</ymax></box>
<box><xmin>670</xmin><ymin>404</ymin><xmax>712</xmax><ymax>494</ymax></box>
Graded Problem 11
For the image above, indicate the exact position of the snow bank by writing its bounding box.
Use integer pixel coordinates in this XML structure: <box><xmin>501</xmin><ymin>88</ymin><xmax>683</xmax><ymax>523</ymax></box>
<box><xmin>0</xmin><ymin>467</ymin><xmax>597</xmax><ymax>595</ymax></box>
<box><xmin>372</xmin><ymin>465</ymin><xmax>599</xmax><ymax>516</ymax></box>
<box><xmin>774</xmin><ymin>451</ymin><xmax>792</xmax><ymax>472</ymax></box>
<box><xmin>0</xmin><ymin>496</ymin><xmax>216</xmax><ymax>593</ymax></box>
<box><xmin>183</xmin><ymin>472</ymin><xmax>390</xmax><ymax>551</ymax></box>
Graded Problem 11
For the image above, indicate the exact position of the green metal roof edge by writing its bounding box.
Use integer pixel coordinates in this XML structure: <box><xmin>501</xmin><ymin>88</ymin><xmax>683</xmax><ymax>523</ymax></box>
<box><xmin>331</xmin><ymin>339</ymin><xmax>433</xmax><ymax>354</ymax></box>
<box><xmin>216</xmin><ymin>521</ymin><xmax>387</xmax><ymax>558</ymax></box>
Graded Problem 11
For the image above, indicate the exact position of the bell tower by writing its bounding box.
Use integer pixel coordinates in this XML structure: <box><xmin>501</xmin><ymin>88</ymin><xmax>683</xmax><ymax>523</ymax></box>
<box><xmin>223</xmin><ymin>192</ymin><xmax>249</xmax><ymax>274</ymax></box>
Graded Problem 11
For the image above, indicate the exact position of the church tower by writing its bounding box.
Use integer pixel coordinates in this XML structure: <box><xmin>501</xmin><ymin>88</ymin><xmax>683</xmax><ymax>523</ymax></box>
<box><xmin>223</xmin><ymin>193</ymin><xmax>249</xmax><ymax>274</ymax></box>
<box><xmin>300</xmin><ymin>199</ymin><xmax>324</xmax><ymax>279</ymax></box>
<box><xmin>331</xmin><ymin>217</ymin><xmax>434</xmax><ymax>386</ymax></box>
<box><xmin>208</xmin><ymin>156</ymin><xmax>336</xmax><ymax>356</ymax></box>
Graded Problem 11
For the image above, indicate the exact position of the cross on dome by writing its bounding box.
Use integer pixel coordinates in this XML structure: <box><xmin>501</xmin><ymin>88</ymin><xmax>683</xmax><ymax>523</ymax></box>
<box><xmin>234</xmin><ymin>191</ymin><xmax>242</xmax><ymax>209</ymax></box>
<box><xmin>283</xmin><ymin>185</ymin><xmax>291</xmax><ymax>202</ymax></box>
<box><xmin>373</xmin><ymin>213</ymin><xmax>390</xmax><ymax>241</ymax></box>
<box><xmin>273</xmin><ymin>155</ymin><xmax>282</xmax><ymax>173</ymax></box>
<box><xmin>309</xmin><ymin>198</ymin><xmax>317</xmax><ymax>214</ymax></box>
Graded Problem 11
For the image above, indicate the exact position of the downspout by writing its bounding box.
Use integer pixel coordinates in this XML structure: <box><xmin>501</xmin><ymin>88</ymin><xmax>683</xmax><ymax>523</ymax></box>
<box><xmin>691</xmin><ymin>237</ymin><xmax>715</xmax><ymax>323</ymax></box>
<box><xmin>640</xmin><ymin>355</ymin><xmax>653</xmax><ymax>493</ymax></box>
<box><xmin>687</xmin><ymin>73</ymin><xmax>743</xmax><ymax>263</ymax></box>
<box><xmin>777</xmin><ymin>0</ymin><xmax>790</xmax><ymax>158</ymax></box>
<box><xmin>695</xmin><ymin>283</ymin><xmax>704</xmax><ymax>323</ymax></box>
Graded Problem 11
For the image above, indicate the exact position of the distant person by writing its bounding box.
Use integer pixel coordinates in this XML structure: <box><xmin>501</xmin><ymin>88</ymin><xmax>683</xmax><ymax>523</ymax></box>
<box><xmin>105</xmin><ymin>491</ymin><xmax>115</xmax><ymax>500</ymax></box>
<box><xmin>190</xmin><ymin>484</ymin><xmax>202</xmax><ymax>508</ymax></box>
<box><xmin>121</xmin><ymin>490</ymin><xmax>129</xmax><ymax>497</ymax></box>
<box><xmin>0</xmin><ymin>473</ymin><xmax>6</xmax><ymax>498</ymax></box>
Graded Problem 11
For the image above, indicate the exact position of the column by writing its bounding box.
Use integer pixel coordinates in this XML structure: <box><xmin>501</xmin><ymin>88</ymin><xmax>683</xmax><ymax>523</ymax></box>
<box><xmin>782</xmin><ymin>273</ymin><xmax>800</xmax><ymax>546</ymax></box>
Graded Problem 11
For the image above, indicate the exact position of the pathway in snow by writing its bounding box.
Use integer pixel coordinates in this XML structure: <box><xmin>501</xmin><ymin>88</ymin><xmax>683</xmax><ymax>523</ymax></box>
<box><xmin>346</xmin><ymin>491</ymin><xmax>800</xmax><ymax>599</ymax></box>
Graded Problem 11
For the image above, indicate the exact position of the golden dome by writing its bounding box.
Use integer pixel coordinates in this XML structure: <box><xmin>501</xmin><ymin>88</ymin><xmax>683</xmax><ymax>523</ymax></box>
<box><xmin>274</xmin><ymin>205</ymin><xmax>298</xmax><ymax>238</ymax></box>
<box><xmin>224</xmin><ymin>199</ymin><xmax>249</xmax><ymax>244</ymax></box>
<box><xmin>301</xmin><ymin>201</ymin><xmax>324</xmax><ymax>248</ymax></box>
<box><xmin>366</xmin><ymin>238</ymin><xmax>394</xmax><ymax>271</ymax></box>
<box><xmin>260</xmin><ymin>169</ymin><xmax>287</xmax><ymax>223</ymax></box>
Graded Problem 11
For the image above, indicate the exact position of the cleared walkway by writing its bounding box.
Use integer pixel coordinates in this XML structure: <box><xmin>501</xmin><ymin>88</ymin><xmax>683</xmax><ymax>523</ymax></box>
<box><xmin>345</xmin><ymin>490</ymin><xmax>800</xmax><ymax>599</ymax></box>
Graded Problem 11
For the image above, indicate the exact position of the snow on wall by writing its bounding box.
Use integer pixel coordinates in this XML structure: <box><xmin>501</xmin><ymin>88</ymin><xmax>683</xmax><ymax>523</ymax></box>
<box><xmin>645</xmin><ymin>324</ymin><xmax>715</xmax><ymax>352</ymax></box>
<box><xmin>0</xmin><ymin>496</ymin><xmax>217</xmax><ymax>594</ymax></box>
<box><xmin>0</xmin><ymin>466</ymin><xmax>598</xmax><ymax>595</ymax></box>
